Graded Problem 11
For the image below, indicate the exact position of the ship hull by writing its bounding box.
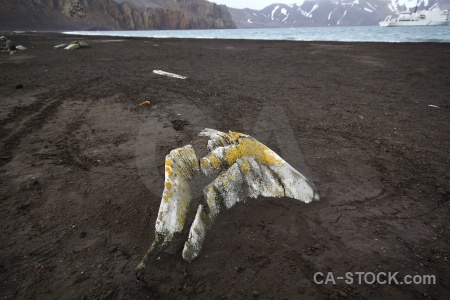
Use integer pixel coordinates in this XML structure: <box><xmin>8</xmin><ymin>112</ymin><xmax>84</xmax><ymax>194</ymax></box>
<box><xmin>379</xmin><ymin>5</ymin><xmax>449</xmax><ymax>27</ymax></box>
<box><xmin>379</xmin><ymin>20</ymin><xmax>449</xmax><ymax>27</ymax></box>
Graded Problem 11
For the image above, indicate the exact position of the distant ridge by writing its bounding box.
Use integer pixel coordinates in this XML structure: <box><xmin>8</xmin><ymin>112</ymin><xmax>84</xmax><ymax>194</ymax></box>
<box><xmin>228</xmin><ymin>0</ymin><xmax>450</xmax><ymax>27</ymax></box>
<box><xmin>0</xmin><ymin>0</ymin><xmax>236</xmax><ymax>31</ymax></box>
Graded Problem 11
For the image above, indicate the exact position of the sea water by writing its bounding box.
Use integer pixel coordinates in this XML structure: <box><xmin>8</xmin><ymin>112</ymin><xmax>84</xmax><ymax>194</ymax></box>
<box><xmin>65</xmin><ymin>26</ymin><xmax>450</xmax><ymax>43</ymax></box>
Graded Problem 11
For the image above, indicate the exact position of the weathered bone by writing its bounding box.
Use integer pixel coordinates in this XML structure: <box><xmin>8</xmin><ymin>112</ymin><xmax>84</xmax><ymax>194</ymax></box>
<box><xmin>136</xmin><ymin>145</ymin><xmax>199</xmax><ymax>269</ymax></box>
<box><xmin>137</xmin><ymin>129</ymin><xmax>319</xmax><ymax>269</ymax></box>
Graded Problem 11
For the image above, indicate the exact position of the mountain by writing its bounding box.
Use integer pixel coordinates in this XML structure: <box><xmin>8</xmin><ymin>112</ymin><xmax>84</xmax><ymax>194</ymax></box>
<box><xmin>228</xmin><ymin>0</ymin><xmax>450</xmax><ymax>27</ymax></box>
<box><xmin>0</xmin><ymin>0</ymin><xmax>236</xmax><ymax>30</ymax></box>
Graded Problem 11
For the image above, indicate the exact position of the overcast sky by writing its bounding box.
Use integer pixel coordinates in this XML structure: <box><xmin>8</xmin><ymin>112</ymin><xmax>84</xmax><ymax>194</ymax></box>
<box><xmin>211</xmin><ymin>1</ymin><xmax>295</xmax><ymax>10</ymax></box>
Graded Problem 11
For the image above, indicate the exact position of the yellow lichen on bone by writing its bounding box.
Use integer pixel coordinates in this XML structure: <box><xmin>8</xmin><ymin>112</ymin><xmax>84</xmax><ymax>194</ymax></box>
<box><xmin>162</xmin><ymin>190</ymin><xmax>170</xmax><ymax>203</ymax></box>
<box><xmin>206</xmin><ymin>186</ymin><xmax>218</xmax><ymax>208</ymax></box>
<box><xmin>200</xmin><ymin>131</ymin><xmax>283</xmax><ymax>177</ymax></box>
<box><xmin>223</xmin><ymin>138</ymin><xmax>282</xmax><ymax>168</ymax></box>
<box><xmin>138</xmin><ymin>129</ymin><xmax>319</xmax><ymax>269</ymax></box>
<box><xmin>165</xmin><ymin>166</ymin><xmax>173</xmax><ymax>175</ymax></box>
<box><xmin>137</xmin><ymin>145</ymin><xmax>200</xmax><ymax>270</ymax></box>
<box><xmin>206</xmin><ymin>152</ymin><xmax>222</xmax><ymax>169</ymax></box>
<box><xmin>227</xmin><ymin>131</ymin><xmax>243</xmax><ymax>142</ymax></box>
<box><xmin>199</xmin><ymin>129</ymin><xmax>319</xmax><ymax>204</ymax></box>
<box><xmin>154</xmin><ymin>145</ymin><xmax>199</xmax><ymax>243</ymax></box>
<box><xmin>238</xmin><ymin>156</ymin><xmax>251</xmax><ymax>175</ymax></box>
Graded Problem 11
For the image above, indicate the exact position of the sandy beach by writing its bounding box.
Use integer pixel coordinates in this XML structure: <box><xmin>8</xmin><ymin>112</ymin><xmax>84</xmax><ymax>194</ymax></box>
<box><xmin>0</xmin><ymin>32</ymin><xmax>449</xmax><ymax>299</ymax></box>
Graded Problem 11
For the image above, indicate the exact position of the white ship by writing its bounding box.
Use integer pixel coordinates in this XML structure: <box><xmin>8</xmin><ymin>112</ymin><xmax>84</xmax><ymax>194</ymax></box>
<box><xmin>379</xmin><ymin>3</ymin><xmax>449</xmax><ymax>27</ymax></box>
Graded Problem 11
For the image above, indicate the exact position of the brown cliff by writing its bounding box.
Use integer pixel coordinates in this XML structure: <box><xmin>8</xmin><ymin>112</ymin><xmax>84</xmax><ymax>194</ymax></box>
<box><xmin>0</xmin><ymin>0</ymin><xmax>236</xmax><ymax>30</ymax></box>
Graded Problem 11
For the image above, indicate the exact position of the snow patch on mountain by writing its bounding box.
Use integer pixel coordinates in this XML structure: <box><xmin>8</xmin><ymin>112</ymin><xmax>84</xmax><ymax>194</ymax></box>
<box><xmin>281</xmin><ymin>8</ymin><xmax>290</xmax><ymax>22</ymax></box>
<box><xmin>309</xmin><ymin>3</ymin><xmax>320</xmax><ymax>17</ymax></box>
<box><xmin>337</xmin><ymin>10</ymin><xmax>347</xmax><ymax>24</ymax></box>
<box><xmin>271</xmin><ymin>5</ymin><xmax>280</xmax><ymax>20</ymax></box>
<box><xmin>390</xmin><ymin>0</ymin><xmax>430</xmax><ymax>12</ymax></box>
<box><xmin>328</xmin><ymin>8</ymin><xmax>337</xmax><ymax>20</ymax></box>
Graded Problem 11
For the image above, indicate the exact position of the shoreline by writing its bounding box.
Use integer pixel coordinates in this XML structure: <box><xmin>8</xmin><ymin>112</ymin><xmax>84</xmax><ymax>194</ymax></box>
<box><xmin>3</xmin><ymin>26</ymin><xmax>450</xmax><ymax>43</ymax></box>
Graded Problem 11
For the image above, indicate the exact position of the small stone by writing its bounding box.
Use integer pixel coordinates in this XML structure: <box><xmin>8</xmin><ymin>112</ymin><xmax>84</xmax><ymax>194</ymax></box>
<box><xmin>338</xmin><ymin>291</ymin><xmax>347</xmax><ymax>297</ymax></box>
<box><xmin>80</xmin><ymin>232</ymin><xmax>87</xmax><ymax>238</ymax></box>
<box><xmin>103</xmin><ymin>290</ymin><xmax>114</xmax><ymax>299</ymax></box>
<box><xmin>108</xmin><ymin>246</ymin><xmax>117</xmax><ymax>253</ymax></box>
<box><xmin>253</xmin><ymin>291</ymin><xmax>259</xmax><ymax>297</ymax></box>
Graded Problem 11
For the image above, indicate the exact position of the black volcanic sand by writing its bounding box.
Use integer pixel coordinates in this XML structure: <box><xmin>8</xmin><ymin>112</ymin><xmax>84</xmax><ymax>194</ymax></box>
<box><xmin>0</xmin><ymin>32</ymin><xmax>449</xmax><ymax>299</ymax></box>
